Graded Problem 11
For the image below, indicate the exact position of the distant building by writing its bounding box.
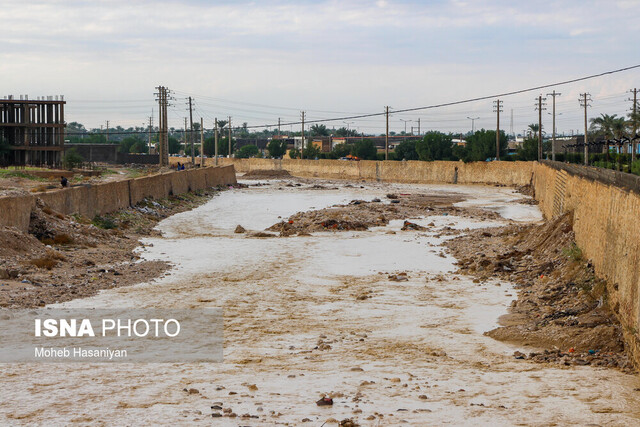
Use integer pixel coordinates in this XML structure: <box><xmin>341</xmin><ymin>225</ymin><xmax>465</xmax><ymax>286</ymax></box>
<box><xmin>0</xmin><ymin>95</ymin><xmax>66</xmax><ymax>166</ymax></box>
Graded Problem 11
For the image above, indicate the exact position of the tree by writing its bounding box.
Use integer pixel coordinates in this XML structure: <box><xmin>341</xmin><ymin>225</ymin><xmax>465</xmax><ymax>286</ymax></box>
<box><xmin>527</xmin><ymin>123</ymin><xmax>540</xmax><ymax>139</ymax></box>
<box><xmin>129</xmin><ymin>140</ymin><xmax>147</xmax><ymax>153</ymax></box>
<box><xmin>168</xmin><ymin>136</ymin><xmax>181</xmax><ymax>154</ymax></box>
<box><xmin>236</xmin><ymin>144</ymin><xmax>260</xmax><ymax>158</ymax></box>
<box><xmin>331</xmin><ymin>143</ymin><xmax>353</xmax><ymax>158</ymax></box>
<box><xmin>415</xmin><ymin>131</ymin><xmax>453</xmax><ymax>161</ymax></box>
<box><xmin>352</xmin><ymin>139</ymin><xmax>377</xmax><ymax>160</ymax></box>
<box><xmin>394</xmin><ymin>140</ymin><xmax>419</xmax><ymax>160</ymax></box>
<box><xmin>516</xmin><ymin>137</ymin><xmax>538</xmax><ymax>161</ymax></box>
<box><xmin>311</xmin><ymin>124</ymin><xmax>329</xmax><ymax>136</ymax></box>
<box><xmin>590</xmin><ymin>113</ymin><xmax>619</xmax><ymax>154</ymax></box>
<box><xmin>184</xmin><ymin>144</ymin><xmax>200</xmax><ymax>156</ymax></box>
<box><xmin>63</xmin><ymin>148</ymin><xmax>83</xmax><ymax>169</ymax></box>
<box><xmin>455</xmin><ymin>129</ymin><xmax>507</xmax><ymax>162</ymax></box>
<box><xmin>335</xmin><ymin>127</ymin><xmax>359</xmax><ymax>137</ymax></box>
<box><xmin>267</xmin><ymin>139</ymin><xmax>287</xmax><ymax>158</ymax></box>
<box><xmin>118</xmin><ymin>136</ymin><xmax>142</xmax><ymax>153</ymax></box>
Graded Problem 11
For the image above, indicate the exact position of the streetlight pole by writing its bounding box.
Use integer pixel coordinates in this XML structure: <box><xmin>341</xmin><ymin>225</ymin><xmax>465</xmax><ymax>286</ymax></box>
<box><xmin>467</xmin><ymin>116</ymin><xmax>479</xmax><ymax>134</ymax></box>
<box><xmin>399</xmin><ymin>119</ymin><xmax>412</xmax><ymax>135</ymax></box>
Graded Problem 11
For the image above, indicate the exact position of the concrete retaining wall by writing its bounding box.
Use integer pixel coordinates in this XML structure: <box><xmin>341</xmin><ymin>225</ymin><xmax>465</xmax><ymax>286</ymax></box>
<box><xmin>173</xmin><ymin>157</ymin><xmax>535</xmax><ymax>187</ymax></box>
<box><xmin>533</xmin><ymin>161</ymin><xmax>640</xmax><ymax>367</ymax></box>
<box><xmin>0</xmin><ymin>165</ymin><xmax>236</xmax><ymax>232</ymax></box>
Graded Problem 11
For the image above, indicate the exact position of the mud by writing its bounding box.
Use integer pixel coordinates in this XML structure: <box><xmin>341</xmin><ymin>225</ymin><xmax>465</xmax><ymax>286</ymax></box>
<box><xmin>0</xmin><ymin>189</ymin><xmax>227</xmax><ymax>308</ymax></box>
<box><xmin>446</xmin><ymin>213</ymin><xmax>634</xmax><ymax>372</ymax></box>
<box><xmin>1</xmin><ymin>178</ymin><xmax>639</xmax><ymax>426</ymax></box>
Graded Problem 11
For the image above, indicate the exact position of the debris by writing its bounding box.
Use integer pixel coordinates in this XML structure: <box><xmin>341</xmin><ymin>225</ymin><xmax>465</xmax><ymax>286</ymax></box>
<box><xmin>401</xmin><ymin>220</ymin><xmax>426</xmax><ymax>231</ymax></box>
<box><xmin>316</xmin><ymin>397</ymin><xmax>333</xmax><ymax>406</ymax></box>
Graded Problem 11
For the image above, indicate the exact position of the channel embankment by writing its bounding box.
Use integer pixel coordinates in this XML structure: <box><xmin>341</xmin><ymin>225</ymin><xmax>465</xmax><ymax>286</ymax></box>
<box><xmin>0</xmin><ymin>165</ymin><xmax>236</xmax><ymax>233</ymax></box>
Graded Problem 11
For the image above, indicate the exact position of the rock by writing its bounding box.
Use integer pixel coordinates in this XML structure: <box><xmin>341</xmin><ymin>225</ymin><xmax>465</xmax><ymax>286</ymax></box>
<box><xmin>211</xmin><ymin>405</ymin><xmax>222</xmax><ymax>410</ymax></box>
<box><xmin>419</xmin><ymin>395</ymin><xmax>428</xmax><ymax>399</ymax></box>
<box><xmin>234</xmin><ymin>225</ymin><xmax>246</xmax><ymax>233</ymax></box>
<box><xmin>386</xmin><ymin>194</ymin><xmax>398</xmax><ymax>199</ymax></box>
<box><xmin>187</xmin><ymin>388</ymin><xmax>199</xmax><ymax>394</ymax></box>
<box><xmin>513</xmin><ymin>351</ymin><xmax>526</xmax><ymax>359</ymax></box>
<box><xmin>316</xmin><ymin>397</ymin><xmax>333</xmax><ymax>406</ymax></box>
<box><xmin>401</xmin><ymin>221</ymin><xmax>426</xmax><ymax>231</ymax></box>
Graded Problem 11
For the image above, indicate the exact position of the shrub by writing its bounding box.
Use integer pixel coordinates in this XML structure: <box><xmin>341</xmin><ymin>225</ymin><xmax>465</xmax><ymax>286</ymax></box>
<box><xmin>63</xmin><ymin>148</ymin><xmax>84</xmax><ymax>169</ymax></box>
<box><xmin>92</xmin><ymin>215</ymin><xmax>117</xmax><ymax>229</ymax></box>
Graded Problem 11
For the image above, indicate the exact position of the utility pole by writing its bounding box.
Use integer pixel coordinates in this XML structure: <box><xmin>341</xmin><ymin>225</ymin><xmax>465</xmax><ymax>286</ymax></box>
<box><xmin>155</xmin><ymin>86</ymin><xmax>170</xmax><ymax>166</ymax></box>
<box><xmin>278</xmin><ymin>117</ymin><xmax>281</xmax><ymax>137</ymax></box>
<box><xmin>493</xmin><ymin>99</ymin><xmax>503</xmax><ymax>160</ymax></box>
<box><xmin>188</xmin><ymin>97</ymin><xmax>194</xmax><ymax>165</ymax></box>
<box><xmin>214</xmin><ymin>118</ymin><xmax>219</xmax><ymax>165</ymax></box>
<box><xmin>385</xmin><ymin>106</ymin><xmax>390</xmax><ymax>160</ymax></box>
<box><xmin>417</xmin><ymin>118</ymin><xmax>420</xmax><ymax>136</ymax></box>
<box><xmin>148</xmin><ymin>114</ymin><xmax>153</xmax><ymax>154</ymax></box>
<box><xmin>629</xmin><ymin>88</ymin><xmax>638</xmax><ymax>161</ymax></box>
<box><xmin>300</xmin><ymin>111</ymin><xmax>305</xmax><ymax>160</ymax></box>
<box><xmin>105</xmin><ymin>120</ymin><xmax>110</xmax><ymax>142</ymax></box>
<box><xmin>579</xmin><ymin>93</ymin><xmax>592</xmax><ymax>166</ymax></box>
<box><xmin>228</xmin><ymin>116</ymin><xmax>232</xmax><ymax>158</ymax></box>
<box><xmin>200</xmin><ymin>117</ymin><xmax>204</xmax><ymax>167</ymax></box>
<box><xmin>535</xmin><ymin>95</ymin><xmax>546</xmax><ymax>160</ymax></box>
<box><xmin>156</xmin><ymin>88</ymin><xmax>163</xmax><ymax>165</ymax></box>
<box><xmin>510</xmin><ymin>109</ymin><xmax>514</xmax><ymax>138</ymax></box>
<box><xmin>546</xmin><ymin>90</ymin><xmax>561</xmax><ymax>161</ymax></box>
<box><xmin>184</xmin><ymin>117</ymin><xmax>188</xmax><ymax>156</ymax></box>
<box><xmin>467</xmin><ymin>116</ymin><xmax>479</xmax><ymax>134</ymax></box>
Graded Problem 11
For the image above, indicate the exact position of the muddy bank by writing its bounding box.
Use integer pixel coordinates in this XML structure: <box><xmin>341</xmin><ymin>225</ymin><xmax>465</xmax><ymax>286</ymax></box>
<box><xmin>0</xmin><ymin>187</ymin><xmax>231</xmax><ymax>308</ymax></box>
<box><xmin>446</xmin><ymin>213</ymin><xmax>635</xmax><ymax>373</ymax></box>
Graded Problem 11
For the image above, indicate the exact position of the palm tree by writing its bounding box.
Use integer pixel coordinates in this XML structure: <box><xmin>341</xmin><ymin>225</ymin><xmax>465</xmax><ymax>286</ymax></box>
<box><xmin>527</xmin><ymin>123</ymin><xmax>540</xmax><ymax>139</ymax></box>
<box><xmin>590</xmin><ymin>113</ymin><xmax>620</xmax><ymax>155</ymax></box>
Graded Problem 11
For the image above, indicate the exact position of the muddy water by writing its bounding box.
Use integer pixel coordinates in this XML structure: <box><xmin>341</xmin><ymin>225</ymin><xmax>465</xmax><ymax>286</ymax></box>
<box><xmin>1</xmin><ymin>180</ymin><xmax>639</xmax><ymax>426</ymax></box>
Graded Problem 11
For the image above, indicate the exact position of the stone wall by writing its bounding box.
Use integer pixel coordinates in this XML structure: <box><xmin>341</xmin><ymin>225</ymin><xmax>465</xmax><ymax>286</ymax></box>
<box><xmin>0</xmin><ymin>165</ymin><xmax>236</xmax><ymax>232</ymax></box>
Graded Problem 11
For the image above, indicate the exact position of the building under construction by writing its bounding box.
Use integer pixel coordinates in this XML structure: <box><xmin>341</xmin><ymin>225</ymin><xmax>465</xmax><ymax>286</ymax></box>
<box><xmin>0</xmin><ymin>95</ymin><xmax>66</xmax><ymax>167</ymax></box>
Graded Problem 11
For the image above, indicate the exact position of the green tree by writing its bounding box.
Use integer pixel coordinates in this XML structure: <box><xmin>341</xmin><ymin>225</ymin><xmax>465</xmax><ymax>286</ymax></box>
<box><xmin>63</xmin><ymin>148</ymin><xmax>84</xmax><ymax>169</ymax></box>
<box><xmin>129</xmin><ymin>140</ymin><xmax>147</xmax><ymax>153</ymax></box>
<box><xmin>352</xmin><ymin>139</ymin><xmax>377</xmax><ymax>160</ymax></box>
<box><xmin>311</xmin><ymin>124</ymin><xmax>329</xmax><ymax>136</ymax></box>
<box><xmin>456</xmin><ymin>129</ymin><xmax>507</xmax><ymax>162</ymax></box>
<box><xmin>331</xmin><ymin>143</ymin><xmax>353</xmax><ymax>158</ymax></box>
<box><xmin>168</xmin><ymin>136</ymin><xmax>181</xmax><ymax>154</ymax></box>
<box><xmin>118</xmin><ymin>136</ymin><xmax>142</xmax><ymax>153</ymax></box>
<box><xmin>236</xmin><ymin>144</ymin><xmax>260</xmax><ymax>158</ymax></box>
<box><xmin>516</xmin><ymin>138</ymin><xmax>538</xmax><ymax>161</ymax></box>
<box><xmin>393</xmin><ymin>140</ymin><xmax>418</xmax><ymax>160</ymax></box>
<box><xmin>267</xmin><ymin>139</ymin><xmax>288</xmax><ymax>158</ymax></box>
<box><xmin>527</xmin><ymin>123</ymin><xmax>540</xmax><ymax>139</ymax></box>
<box><xmin>415</xmin><ymin>131</ymin><xmax>453</xmax><ymax>161</ymax></box>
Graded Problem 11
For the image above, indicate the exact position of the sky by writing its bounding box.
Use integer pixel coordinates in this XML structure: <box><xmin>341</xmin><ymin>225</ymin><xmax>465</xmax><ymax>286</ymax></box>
<box><xmin>2</xmin><ymin>0</ymin><xmax>640</xmax><ymax>136</ymax></box>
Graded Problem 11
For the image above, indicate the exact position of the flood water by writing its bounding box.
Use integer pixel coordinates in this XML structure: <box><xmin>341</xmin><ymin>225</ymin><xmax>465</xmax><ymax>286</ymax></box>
<box><xmin>1</xmin><ymin>179</ymin><xmax>639</xmax><ymax>426</ymax></box>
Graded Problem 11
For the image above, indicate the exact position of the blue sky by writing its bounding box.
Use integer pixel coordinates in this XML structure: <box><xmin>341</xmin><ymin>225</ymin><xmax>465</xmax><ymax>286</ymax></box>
<box><xmin>2</xmin><ymin>0</ymin><xmax>640</xmax><ymax>135</ymax></box>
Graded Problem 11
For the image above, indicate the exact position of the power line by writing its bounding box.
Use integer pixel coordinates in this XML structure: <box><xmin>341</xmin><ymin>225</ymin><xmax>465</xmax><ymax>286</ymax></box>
<box><xmin>235</xmin><ymin>63</ymin><xmax>640</xmax><ymax>129</ymax></box>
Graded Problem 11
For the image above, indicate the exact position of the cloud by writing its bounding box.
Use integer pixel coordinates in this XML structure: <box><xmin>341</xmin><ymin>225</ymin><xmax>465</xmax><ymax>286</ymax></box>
<box><xmin>1</xmin><ymin>0</ymin><xmax>638</xmax><ymax>133</ymax></box>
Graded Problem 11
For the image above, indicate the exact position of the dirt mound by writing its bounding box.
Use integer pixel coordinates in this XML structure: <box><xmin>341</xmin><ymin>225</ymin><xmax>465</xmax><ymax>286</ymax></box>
<box><xmin>0</xmin><ymin>227</ymin><xmax>44</xmax><ymax>258</ymax></box>
<box><xmin>446</xmin><ymin>213</ymin><xmax>634</xmax><ymax>372</ymax></box>
<box><xmin>242</xmin><ymin>169</ymin><xmax>291</xmax><ymax>179</ymax></box>
<box><xmin>0</xmin><ymin>190</ymin><xmax>221</xmax><ymax>308</ymax></box>
<box><xmin>266</xmin><ymin>193</ymin><xmax>499</xmax><ymax>237</ymax></box>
